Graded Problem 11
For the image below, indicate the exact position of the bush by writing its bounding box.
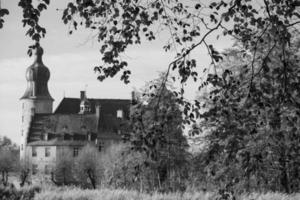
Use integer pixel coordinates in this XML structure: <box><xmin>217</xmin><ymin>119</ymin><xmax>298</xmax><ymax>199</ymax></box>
<box><xmin>0</xmin><ymin>184</ymin><xmax>40</xmax><ymax>200</ymax></box>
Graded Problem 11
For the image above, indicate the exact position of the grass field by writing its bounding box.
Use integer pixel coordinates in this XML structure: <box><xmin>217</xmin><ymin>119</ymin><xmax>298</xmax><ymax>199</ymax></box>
<box><xmin>34</xmin><ymin>187</ymin><xmax>300</xmax><ymax>200</ymax></box>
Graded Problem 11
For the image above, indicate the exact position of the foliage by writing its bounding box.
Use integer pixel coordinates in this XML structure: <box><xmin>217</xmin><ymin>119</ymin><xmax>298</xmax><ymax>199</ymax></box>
<box><xmin>0</xmin><ymin>2</ymin><xmax>9</xmax><ymax>29</ymax></box>
<box><xmin>74</xmin><ymin>144</ymin><xmax>103</xmax><ymax>189</ymax></box>
<box><xmin>0</xmin><ymin>184</ymin><xmax>40</xmax><ymax>200</ymax></box>
<box><xmin>0</xmin><ymin>136</ymin><xmax>19</xmax><ymax>186</ymax></box>
<box><xmin>100</xmin><ymin>143</ymin><xmax>148</xmax><ymax>190</ymax></box>
<box><xmin>0</xmin><ymin>1</ymin><xmax>297</xmax><ymax>99</ymax></box>
<box><xmin>193</xmin><ymin>36</ymin><xmax>300</xmax><ymax>193</ymax></box>
<box><xmin>121</xmin><ymin>74</ymin><xmax>191</xmax><ymax>192</ymax></box>
<box><xmin>51</xmin><ymin>150</ymin><xmax>76</xmax><ymax>186</ymax></box>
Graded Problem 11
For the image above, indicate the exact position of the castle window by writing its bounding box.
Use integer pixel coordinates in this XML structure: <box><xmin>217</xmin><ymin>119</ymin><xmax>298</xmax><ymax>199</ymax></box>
<box><xmin>44</xmin><ymin>165</ymin><xmax>51</xmax><ymax>175</ymax></box>
<box><xmin>21</xmin><ymin>130</ymin><xmax>24</xmax><ymax>136</ymax></box>
<box><xmin>32</xmin><ymin>164</ymin><xmax>38</xmax><ymax>175</ymax></box>
<box><xmin>45</xmin><ymin>147</ymin><xmax>50</xmax><ymax>157</ymax></box>
<box><xmin>98</xmin><ymin>141</ymin><xmax>104</xmax><ymax>152</ymax></box>
<box><xmin>73</xmin><ymin>147</ymin><xmax>79</xmax><ymax>157</ymax></box>
<box><xmin>32</xmin><ymin>147</ymin><xmax>37</xmax><ymax>157</ymax></box>
<box><xmin>22</xmin><ymin>116</ymin><xmax>24</xmax><ymax>123</ymax></box>
<box><xmin>117</xmin><ymin>109</ymin><xmax>123</xmax><ymax>119</ymax></box>
<box><xmin>21</xmin><ymin>144</ymin><xmax>23</xmax><ymax>151</ymax></box>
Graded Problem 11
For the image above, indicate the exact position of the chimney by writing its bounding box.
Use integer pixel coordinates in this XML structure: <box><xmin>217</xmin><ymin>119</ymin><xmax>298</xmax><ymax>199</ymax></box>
<box><xmin>80</xmin><ymin>91</ymin><xmax>85</xmax><ymax>100</ymax></box>
<box><xmin>95</xmin><ymin>103</ymin><xmax>101</xmax><ymax>118</ymax></box>
<box><xmin>131</xmin><ymin>91</ymin><xmax>137</xmax><ymax>105</ymax></box>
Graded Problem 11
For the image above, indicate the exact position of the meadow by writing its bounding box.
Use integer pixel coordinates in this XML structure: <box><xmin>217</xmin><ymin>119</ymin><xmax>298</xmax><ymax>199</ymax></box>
<box><xmin>1</xmin><ymin>185</ymin><xmax>300</xmax><ymax>200</ymax></box>
<box><xmin>34</xmin><ymin>188</ymin><xmax>300</xmax><ymax>200</ymax></box>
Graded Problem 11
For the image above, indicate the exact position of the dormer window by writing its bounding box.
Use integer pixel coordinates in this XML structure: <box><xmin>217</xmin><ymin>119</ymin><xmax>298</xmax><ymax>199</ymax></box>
<box><xmin>43</xmin><ymin>132</ymin><xmax>48</xmax><ymax>141</ymax></box>
<box><xmin>117</xmin><ymin>109</ymin><xmax>123</xmax><ymax>119</ymax></box>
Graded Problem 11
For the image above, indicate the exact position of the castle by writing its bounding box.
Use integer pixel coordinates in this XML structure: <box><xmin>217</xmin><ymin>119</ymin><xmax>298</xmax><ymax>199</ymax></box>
<box><xmin>20</xmin><ymin>45</ymin><xmax>131</xmax><ymax>176</ymax></box>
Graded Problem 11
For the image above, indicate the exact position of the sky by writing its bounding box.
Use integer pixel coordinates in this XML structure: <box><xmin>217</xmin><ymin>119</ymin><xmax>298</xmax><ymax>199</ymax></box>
<box><xmin>0</xmin><ymin>0</ymin><xmax>233</xmax><ymax>144</ymax></box>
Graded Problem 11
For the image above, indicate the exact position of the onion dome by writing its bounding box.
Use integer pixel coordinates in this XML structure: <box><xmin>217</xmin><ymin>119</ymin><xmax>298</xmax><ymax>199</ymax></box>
<box><xmin>21</xmin><ymin>45</ymin><xmax>53</xmax><ymax>100</ymax></box>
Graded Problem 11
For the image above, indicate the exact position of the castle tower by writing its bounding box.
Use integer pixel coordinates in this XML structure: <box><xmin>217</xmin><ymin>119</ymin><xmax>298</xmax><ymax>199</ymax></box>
<box><xmin>20</xmin><ymin>44</ymin><xmax>54</xmax><ymax>162</ymax></box>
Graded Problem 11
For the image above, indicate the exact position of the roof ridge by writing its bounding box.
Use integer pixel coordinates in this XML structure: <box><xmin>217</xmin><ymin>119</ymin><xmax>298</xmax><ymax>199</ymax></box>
<box><xmin>62</xmin><ymin>97</ymin><xmax>130</xmax><ymax>101</ymax></box>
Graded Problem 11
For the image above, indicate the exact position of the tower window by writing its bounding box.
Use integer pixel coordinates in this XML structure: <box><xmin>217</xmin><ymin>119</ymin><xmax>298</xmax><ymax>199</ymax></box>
<box><xmin>73</xmin><ymin>147</ymin><xmax>79</xmax><ymax>157</ymax></box>
<box><xmin>21</xmin><ymin>130</ymin><xmax>24</xmax><ymax>136</ymax></box>
<box><xmin>32</xmin><ymin>147</ymin><xmax>37</xmax><ymax>157</ymax></box>
<box><xmin>22</xmin><ymin>116</ymin><xmax>24</xmax><ymax>123</ymax></box>
<box><xmin>45</xmin><ymin>147</ymin><xmax>50</xmax><ymax>157</ymax></box>
<box><xmin>21</xmin><ymin>144</ymin><xmax>23</xmax><ymax>151</ymax></box>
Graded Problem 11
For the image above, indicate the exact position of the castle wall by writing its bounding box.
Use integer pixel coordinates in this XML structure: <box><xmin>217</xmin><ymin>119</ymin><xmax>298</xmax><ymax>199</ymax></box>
<box><xmin>27</xmin><ymin>146</ymin><xmax>56</xmax><ymax>175</ymax></box>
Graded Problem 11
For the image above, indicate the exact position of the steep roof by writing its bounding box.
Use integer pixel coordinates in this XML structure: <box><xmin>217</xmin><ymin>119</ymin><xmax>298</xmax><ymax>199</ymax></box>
<box><xmin>27</xmin><ymin>113</ymin><xmax>98</xmax><ymax>143</ymax></box>
<box><xmin>27</xmin><ymin>97</ymin><xmax>130</xmax><ymax>145</ymax></box>
<box><xmin>55</xmin><ymin>98</ymin><xmax>131</xmax><ymax>115</ymax></box>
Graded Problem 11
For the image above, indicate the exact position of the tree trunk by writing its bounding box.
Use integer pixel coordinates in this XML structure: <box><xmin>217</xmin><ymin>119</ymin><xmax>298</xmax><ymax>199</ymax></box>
<box><xmin>87</xmin><ymin>169</ymin><xmax>96</xmax><ymax>189</ymax></box>
<box><xmin>157</xmin><ymin>172</ymin><xmax>161</xmax><ymax>191</ymax></box>
<box><xmin>63</xmin><ymin>168</ymin><xmax>66</xmax><ymax>185</ymax></box>
<box><xmin>20</xmin><ymin>169</ymin><xmax>29</xmax><ymax>187</ymax></box>
<box><xmin>50</xmin><ymin>172</ymin><xmax>60</xmax><ymax>186</ymax></box>
<box><xmin>1</xmin><ymin>171</ymin><xmax>4</xmax><ymax>184</ymax></box>
<box><xmin>3</xmin><ymin>171</ymin><xmax>8</xmax><ymax>186</ymax></box>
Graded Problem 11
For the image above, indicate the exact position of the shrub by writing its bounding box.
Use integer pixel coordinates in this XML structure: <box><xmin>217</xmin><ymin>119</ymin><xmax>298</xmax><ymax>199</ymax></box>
<box><xmin>0</xmin><ymin>184</ymin><xmax>41</xmax><ymax>200</ymax></box>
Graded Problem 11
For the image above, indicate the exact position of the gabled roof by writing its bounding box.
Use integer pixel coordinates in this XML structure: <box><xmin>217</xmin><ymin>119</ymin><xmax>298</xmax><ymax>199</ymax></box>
<box><xmin>55</xmin><ymin>97</ymin><xmax>131</xmax><ymax>130</ymax></box>
<box><xmin>27</xmin><ymin>97</ymin><xmax>131</xmax><ymax>144</ymax></box>
<box><xmin>55</xmin><ymin>98</ymin><xmax>131</xmax><ymax>115</ymax></box>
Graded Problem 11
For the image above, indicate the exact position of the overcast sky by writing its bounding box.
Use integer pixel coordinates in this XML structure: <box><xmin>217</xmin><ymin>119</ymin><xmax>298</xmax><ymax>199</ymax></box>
<box><xmin>0</xmin><ymin>0</ymin><xmax>233</xmax><ymax>144</ymax></box>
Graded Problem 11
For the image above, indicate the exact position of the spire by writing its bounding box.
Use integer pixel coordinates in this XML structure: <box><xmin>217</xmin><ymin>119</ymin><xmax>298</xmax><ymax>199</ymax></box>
<box><xmin>34</xmin><ymin>44</ymin><xmax>44</xmax><ymax>64</ymax></box>
<box><xmin>20</xmin><ymin>44</ymin><xmax>53</xmax><ymax>100</ymax></box>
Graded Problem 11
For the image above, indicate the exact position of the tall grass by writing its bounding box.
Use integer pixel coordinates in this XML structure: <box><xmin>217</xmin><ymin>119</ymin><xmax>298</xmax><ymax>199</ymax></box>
<box><xmin>34</xmin><ymin>187</ymin><xmax>300</xmax><ymax>200</ymax></box>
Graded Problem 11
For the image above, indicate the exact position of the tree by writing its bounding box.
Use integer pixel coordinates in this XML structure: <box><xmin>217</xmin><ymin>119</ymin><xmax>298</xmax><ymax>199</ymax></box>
<box><xmin>0</xmin><ymin>148</ymin><xmax>19</xmax><ymax>186</ymax></box>
<box><xmin>74</xmin><ymin>144</ymin><xmax>103</xmax><ymax>189</ymax></box>
<box><xmin>100</xmin><ymin>143</ymin><xmax>148</xmax><ymax>191</ymax></box>
<box><xmin>1</xmin><ymin>1</ymin><xmax>298</xmax><ymax>105</ymax></box>
<box><xmin>51</xmin><ymin>150</ymin><xmax>76</xmax><ymax>186</ymax></box>
<box><xmin>0</xmin><ymin>136</ymin><xmax>19</xmax><ymax>186</ymax></box>
<box><xmin>193</xmin><ymin>35</ymin><xmax>300</xmax><ymax>193</ymax></box>
<box><xmin>124</xmin><ymin>73</ymin><xmax>191</xmax><ymax>192</ymax></box>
